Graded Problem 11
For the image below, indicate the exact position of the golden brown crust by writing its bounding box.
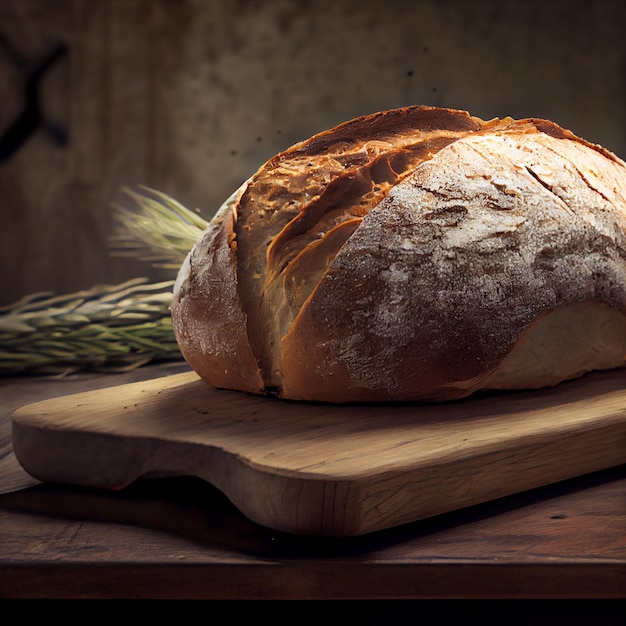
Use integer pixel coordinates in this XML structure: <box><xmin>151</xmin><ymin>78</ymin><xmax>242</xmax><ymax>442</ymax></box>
<box><xmin>171</xmin><ymin>188</ymin><xmax>264</xmax><ymax>395</ymax></box>
<box><xmin>171</xmin><ymin>106</ymin><xmax>626</xmax><ymax>403</ymax></box>
<box><xmin>233</xmin><ymin>106</ymin><xmax>504</xmax><ymax>389</ymax></box>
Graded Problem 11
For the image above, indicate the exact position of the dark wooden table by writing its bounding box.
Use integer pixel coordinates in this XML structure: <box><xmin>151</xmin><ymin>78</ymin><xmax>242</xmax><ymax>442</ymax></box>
<box><xmin>1</xmin><ymin>361</ymin><xmax>625</xmax><ymax>606</ymax></box>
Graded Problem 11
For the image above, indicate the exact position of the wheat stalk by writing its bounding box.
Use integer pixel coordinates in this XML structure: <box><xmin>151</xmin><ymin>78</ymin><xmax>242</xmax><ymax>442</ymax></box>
<box><xmin>110</xmin><ymin>185</ymin><xmax>209</xmax><ymax>268</ymax></box>
<box><xmin>1</xmin><ymin>187</ymin><xmax>208</xmax><ymax>376</ymax></box>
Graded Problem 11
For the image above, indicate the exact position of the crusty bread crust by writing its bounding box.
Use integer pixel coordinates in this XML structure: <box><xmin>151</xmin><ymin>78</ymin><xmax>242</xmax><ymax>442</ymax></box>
<box><xmin>172</xmin><ymin>187</ymin><xmax>264</xmax><ymax>394</ymax></box>
<box><xmin>171</xmin><ymin>106</ymin><xmax>626</xmax><ymax>403</ymax></box>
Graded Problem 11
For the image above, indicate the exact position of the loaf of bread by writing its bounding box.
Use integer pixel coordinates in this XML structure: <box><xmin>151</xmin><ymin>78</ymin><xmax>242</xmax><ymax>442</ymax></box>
<box><xmin>171</xmin><ymin>106</ymin><xmax>626</xmax><ymax>403</ymax></box>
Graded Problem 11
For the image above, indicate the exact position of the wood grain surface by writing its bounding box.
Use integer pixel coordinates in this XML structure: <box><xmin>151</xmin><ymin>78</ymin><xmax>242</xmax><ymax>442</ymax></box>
<box><xmin>11</xmin><ymin>367</ymin><xmax>626</xmax><ymax>536</ymax></box>
<box><xmin>2</xmin><ymin>363</ymin><xmax>625</xmax><ymax>600</ymax></box>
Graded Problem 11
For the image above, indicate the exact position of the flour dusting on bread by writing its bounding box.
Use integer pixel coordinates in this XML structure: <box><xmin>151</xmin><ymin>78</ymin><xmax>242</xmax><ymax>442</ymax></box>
<box><xmin>171</xmin><ymin>106</ymin><xmax>626</xmax><ymax>403</ymax></box>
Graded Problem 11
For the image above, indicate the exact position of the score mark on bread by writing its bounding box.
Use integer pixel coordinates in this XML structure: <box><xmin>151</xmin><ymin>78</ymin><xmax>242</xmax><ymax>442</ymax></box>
<box><xmin>171</xmin><ymin>106</ymin><xmax>626</xmax><ymax>403</ymax></box>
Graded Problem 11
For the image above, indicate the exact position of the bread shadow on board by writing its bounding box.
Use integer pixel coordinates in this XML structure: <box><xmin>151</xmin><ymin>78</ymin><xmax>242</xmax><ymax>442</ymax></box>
<box><xmin>45</xmin><ymin>365</ymin><xmax>626</xmax><ymax>441</ymax></box>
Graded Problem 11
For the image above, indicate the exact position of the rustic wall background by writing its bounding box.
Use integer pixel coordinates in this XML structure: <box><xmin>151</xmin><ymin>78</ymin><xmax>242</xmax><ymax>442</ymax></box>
<box><xmin>1</xmin><ymin>0</ymin><xmax>625</xmax><ymax>304</ymax></box>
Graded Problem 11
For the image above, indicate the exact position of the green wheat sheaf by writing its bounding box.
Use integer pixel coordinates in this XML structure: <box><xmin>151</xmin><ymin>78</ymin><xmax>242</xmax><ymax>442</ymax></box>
<box><xmin>1</xmin><ymin>187</ymin><xmax>208</xmax><ymax>376</ymax></box>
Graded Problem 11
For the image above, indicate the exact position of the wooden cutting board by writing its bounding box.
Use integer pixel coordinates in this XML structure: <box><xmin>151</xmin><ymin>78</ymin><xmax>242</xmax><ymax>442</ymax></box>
<box><xmin>11</xmin><ymin>368</ymin><xmax>626</xmax><ymax>537</ymax></box>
